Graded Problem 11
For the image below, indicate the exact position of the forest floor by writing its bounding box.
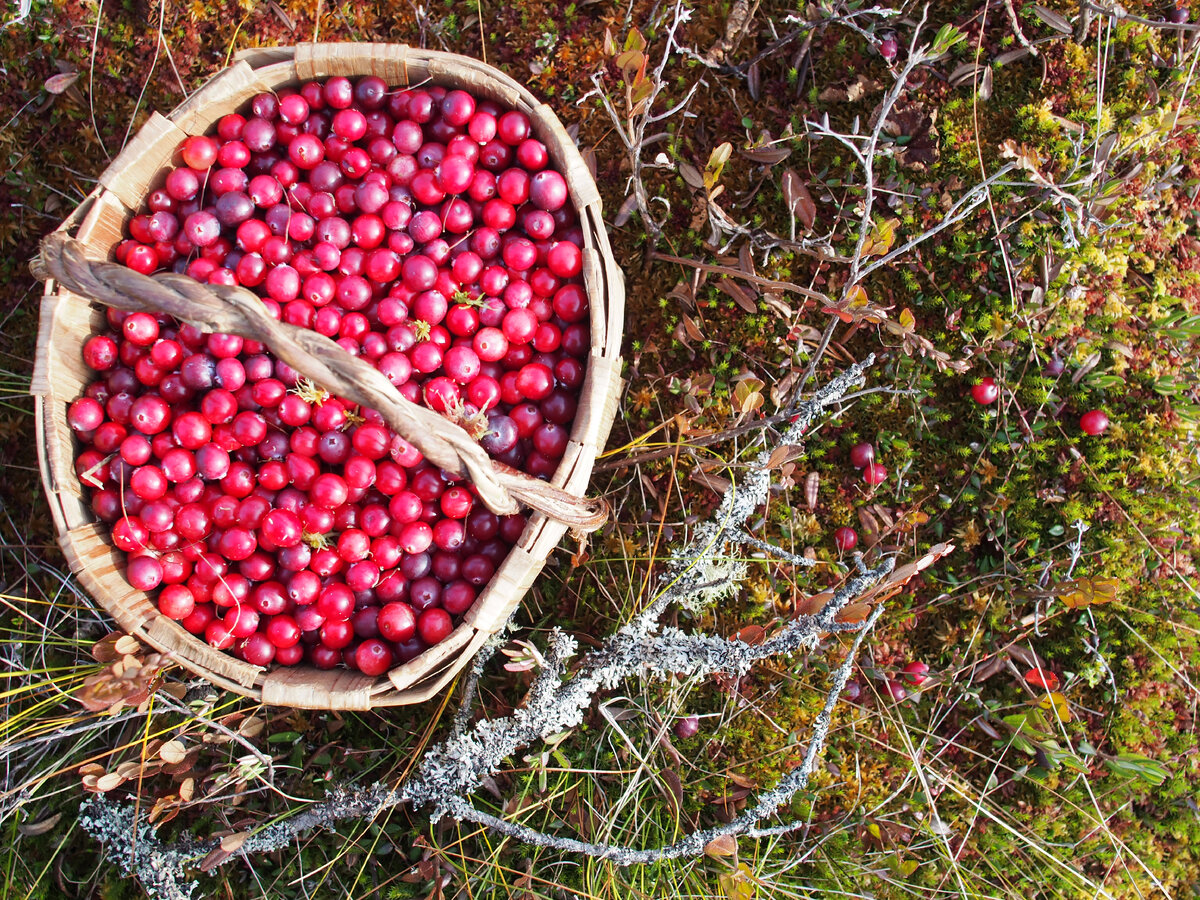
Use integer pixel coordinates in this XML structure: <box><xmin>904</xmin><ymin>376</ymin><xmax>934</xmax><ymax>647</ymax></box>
<box><xmin>2</xmin><ymin>0</ymin><xmax>1200</xmax><ymax>898</ymax></box>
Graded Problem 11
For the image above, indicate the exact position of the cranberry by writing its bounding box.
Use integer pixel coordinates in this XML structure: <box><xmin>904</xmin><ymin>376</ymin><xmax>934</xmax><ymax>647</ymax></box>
<box><xmin>863</xmin><ymin>464</ymin><xmax>888</xmax><ymax>486</ymax></box>
<box><xmin>1080</xmin><ymin>409</ymin><xmax>1109</xmax><ymax>435</ymax></box>
<box><xmin>673</xmin><ymin>716</ymin><xmax>700</xmax><ymax>739</ymax></box>
<box><xmin>901</xmin><ymin>660</ymin><xmax>930</xmax><ymax>685</ymax></box>
<box><xmin>971</xmin><ymin>378</ymin><xmax>999</xmax><ymax>405</ymax></box>
<box><xmin>833</xmin><ymin>527</ymin><xmax>858</xmax><ymax>551</ymax></box>
<box><xmin>849</xmin><ymin>442</ymin><xmax>874</xmax><ymax>469</ymax></box>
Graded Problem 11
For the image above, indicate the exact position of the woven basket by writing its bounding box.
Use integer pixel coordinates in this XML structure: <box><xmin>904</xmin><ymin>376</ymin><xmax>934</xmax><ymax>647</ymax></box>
<box><xmin>31</xmin><ymin>43</ymin><xmax>624</xmax><ymax>710</ymax></box>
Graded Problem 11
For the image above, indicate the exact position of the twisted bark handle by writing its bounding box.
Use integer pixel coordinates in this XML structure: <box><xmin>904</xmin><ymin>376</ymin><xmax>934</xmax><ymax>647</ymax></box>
<box><xmin>34</xmin><ymin>233</ymin><xmax>607</xmax><ymax>531</ymax></box>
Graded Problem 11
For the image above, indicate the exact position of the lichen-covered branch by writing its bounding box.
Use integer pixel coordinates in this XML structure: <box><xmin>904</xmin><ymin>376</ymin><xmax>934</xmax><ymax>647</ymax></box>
<box><xmin>78</xmin><ymin>354</ymin><xmax>895</xmax><ymax>900</ymax></box>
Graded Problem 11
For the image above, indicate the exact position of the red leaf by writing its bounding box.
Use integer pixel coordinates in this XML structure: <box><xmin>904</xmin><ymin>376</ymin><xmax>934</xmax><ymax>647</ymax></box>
<box><xmin>1024</xmin><ymin>668</ymin><xmax>1060</xmax><ymax>691</ymax></box>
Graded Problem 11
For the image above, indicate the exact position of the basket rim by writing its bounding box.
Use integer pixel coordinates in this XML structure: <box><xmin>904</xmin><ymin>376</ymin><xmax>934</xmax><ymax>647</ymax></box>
<box><xmin>32</xmin><ymin>41</ymin><xmax>625</xmax><ymax>710</ymax></box>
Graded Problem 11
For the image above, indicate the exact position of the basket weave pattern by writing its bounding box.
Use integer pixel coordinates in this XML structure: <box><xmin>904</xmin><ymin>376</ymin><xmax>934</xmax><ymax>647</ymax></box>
<box><xmin>31</xmin><ymin>43</ymin><xmax>624</xmax><ymax>709</ymax></box>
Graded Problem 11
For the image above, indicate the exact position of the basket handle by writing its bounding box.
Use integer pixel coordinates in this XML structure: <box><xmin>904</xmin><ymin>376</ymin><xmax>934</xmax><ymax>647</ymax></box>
<box><xmin>33</xmin><ymin>233</ymin><xmax>608</xmax><ymax>532</ymax></box>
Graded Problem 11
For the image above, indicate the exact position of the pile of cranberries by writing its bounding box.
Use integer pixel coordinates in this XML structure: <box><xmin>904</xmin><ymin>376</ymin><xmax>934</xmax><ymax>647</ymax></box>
<box><xmin>67</xmin><ymin>75</ymin><xmax>592</xmax><ymax>676</ymax></box>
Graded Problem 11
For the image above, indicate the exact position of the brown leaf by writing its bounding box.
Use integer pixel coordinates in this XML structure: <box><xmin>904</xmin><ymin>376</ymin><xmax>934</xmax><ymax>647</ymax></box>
<box><xmin>739</xmin><ymin>144</ymin><xmax>791</xmax><ymax>166</ymax></box>
<box><xmin>834</xmin><ymin>603</ymin><xmax>872</xmax><ymax>624</ymax></box>
<box><xmin>1032</xmin><ymin>4</ymin><xmax>1072</xmax><ymax>33</ymax></box>
<box><xmin>717</xmin><ymin>277</ymin><xmax>758</xmax><ymax>313</ymax></box>
<box><xmin>18</xmin><ymin>812</ymin><xmax>62</xmax><ymax>836</ymax></box>
<box><xmin>763</xmin><ymin>444</ymin><xmax>804</xmax><ymax>470</ymax></box>
<box><xmin>994</xmin><ymin>47</ymin><xmax>1032</xmax><ymax>65</ymax></box>
<box><xmin>737</xmin><ymin>242</ymin><xmax>756</xmax><ymax>278</ymax></box>
<box><xmin>796</xmin><ymin>591</ymin><xmax>833</xmax><ymax>617</ymax></box>
<box><xmin>705</xmin><ymin>834</ymin><xmax>739</xmax><ymax>858</ymax></box>
<box><xmin>732</xmin><ymin>378</ymin><xmax>764</xmax><ymax>415</ymax></box>
<box><xmin>818</xmin><ymin>74</ymin><xmax>882</xmax><ymax>104</ymax></box>
<box><xmin>804</xmin><ymin>471</ymin><xmax>819</xmax><ymax>510</ymax></box>
<box><xmin>680</xmin><ymin>314</ymin><xmax>705</xmax><ymax>343</ymax></box>
<box><xmin>857</xmin><ymin>543</ymin><xmax>955</xmax><ymax>604</ymax></box>
<box><xmin>660</xmin><ymin>769</ymin><xmax>684</xmax><ymax>814</ymax></box>
<box><xmin>692</xmin><ymin>469</ymin><xmax>733</xmax><ymax>494</ymax></box>
<box><xmin>613</xmin><ymin>194</ymin><xmax>639</xmax><ymax>228</ymax></box>
<box><xmin>880</xmin><ymin>103</ymin><xmax>940</xmax><ymax>170</ymax></box>
<box><xmin>735</xmin><ymin>625</ymin><xmax>766</xmax><ymax>646</ymax></box>
<box><xmin>1006</xmin><ymin>644</ymin><xmax>1046</xmax><ymax>670</ymax></box>
<box><xmin>949</xmin><ymin>62</ymin><xmax>984</xmax><ymax>87</ymax></box>
<box><xmin>857</xmin><ymin>507</ymin><xmax>881</xmax><ymax>543</ymax></box>
<box><xmin>159</xmin><ymin>740</ymin><xmax>187</xmax><ymax>765</ymax></box>
<box><xmin>220</xmin><ymin>832</ymin><xmax>250</xmax><ymax>853</ymax></box>
<box><xmin>972</xmin><ymin>654</ymin><xmax>1007</xmax><ymax>683</ymax></box>
<box><xmin>999</xmin><ymin>139</ymin><xmax>1044</xmax><ymax>174</ymax></box>
<box><xmin>580</xmin><ymin>147</ymin><xmax>597</xmax><ymax>182</ymax></box>
<box><xmin>92</xmin><ymin>633</ymin><xmax>141</xmax><ymax>663</ymax></box>
<box><xmin>267</xmin><ymin>0</ymin><xmax>295</xmax><ymax>29</ymax></box>
<box><xmin>199</xmin><ymin>846</ymin><xmax>235</xmax><ymax>873</ymax></box>
<box><xmin>727</xmin><ymin>771</ymin><xmax>758</xmax><ymax>789</ymax></box>
<box><xmin>679</xmin><ymin>161</ymin><xmax>706</xmax><ymax>190</ymax></box>
<box><xmin>44</xmin><ymin>72</ymin><xmax>79</xmax><ymax>94</ymax></box>
<box><xmin>978</xmin><ymin>66</ymin><xmax>993</xmax><ymax>102</ymax></box>
<box><xmin>782</xmin><ymin>170</ymin><xmax>817</xmax><ymax>230</ymax></box>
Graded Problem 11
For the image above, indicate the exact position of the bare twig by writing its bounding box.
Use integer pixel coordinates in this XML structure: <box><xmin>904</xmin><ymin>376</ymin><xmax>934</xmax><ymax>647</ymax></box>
<box><xmin>583</xmin><ymin>3</ymin><xmax>697</xmax><ymax>249</ymax></box>
<box><xmin>1081</xmin><ymin>0</ymin><xmax>1200</xmax><ymax>32</ymax></box>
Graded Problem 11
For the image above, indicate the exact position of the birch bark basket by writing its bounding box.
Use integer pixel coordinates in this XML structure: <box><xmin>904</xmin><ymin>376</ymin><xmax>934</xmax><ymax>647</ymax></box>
<box><xmin>30</xmin><ymin>43</ymin><xmax>625</xmax><ymax>710</ymax></box>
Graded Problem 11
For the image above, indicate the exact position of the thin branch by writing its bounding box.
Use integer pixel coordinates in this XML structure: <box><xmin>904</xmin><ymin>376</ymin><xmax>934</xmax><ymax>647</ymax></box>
<box><xmin>1081</xmin><ymin>0</ymin><xmax>1200</xmax><ymax>32</ymax></box>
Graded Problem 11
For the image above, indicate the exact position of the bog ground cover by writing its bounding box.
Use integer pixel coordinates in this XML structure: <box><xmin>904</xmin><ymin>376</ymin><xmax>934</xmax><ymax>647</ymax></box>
<box><xmin>1</xmin><ymin>0</ymin><xmax>1199</xmax><ymax>897</ymax></box>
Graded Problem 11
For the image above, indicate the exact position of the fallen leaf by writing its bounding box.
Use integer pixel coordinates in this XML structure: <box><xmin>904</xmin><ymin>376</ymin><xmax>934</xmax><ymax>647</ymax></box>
<box><xmin>18</xmin><ymin>813</ymin><xmax>62</xmax><ymax>836</ymax></box>
<box><xmin>692</xmin><ymin>469</ymin><xmax>733</xmax><ymax>494</ymax></box>
<box><xmin>44</xmin><ymin>72</ymin><xmax>79</xmax><ymax>94</ymax></box>
<box><xmin>735</xmin><ymin>625</ymin><xmax>766</xmax><ymax>646</ymax></box>
<box><xmin>1033</xmin><ymin>4</ymin><xmax>1072</xmax><ymax>33</ymax></box>
<box><xmin>718</xmin><ymin>862</ymin><xmax>756</xmax><ymax>900</ymax></box>
<box><xmin>717</xmin><ymin>277</ymin><xmax>758</xmax><ymax>313</ymax></box>
<box><xmin>762</xmin><ymin>444</ymin><xmax>804</xmax><ymax>470</ymax></box>
<box><xmin>804</xmin><ymin>471</ymin><xmax>819</xmax><ymax>509</ymax></box>
<box><xmin>972</xmin><ymin>654</ymin><xmax>1006</xmax><ymax>683</ymax></box>
<box><xmin>681</xmin><ymin>314</ymin><xmax>705</xmax><ymax>341</ymax></box>
<box><xmin>220</xmin><ymin>831</ymin><xmax>250</xmax><ymax>853</ymax></box>
<box><xmin>1024</xmin><ymin>668</ymin><xmax>1060</xmax><ymax>691</ymax></box>
<box><xmin>613</xmin><ymin>194</ymin><xmax>639</xmax><ymax>228</ymax></box>
<box><xmin>1054</xmin><ymin>576</ymin><xmax>1118</xmax><ymax>609</ymax></box>
<box><xmin>819</xmin><ymin>74</ymin><xmax>882</xmax><ymax>103</ymax></box>
<box><xmin>782</xmin><ymin>169</ymin><xmax>817</xmax><ymax>230</ymax></box>
<box><xmin>679</xmin><ymin>161</ymin><xmax>705</xmax><ymax>190</ymax></box>
<box><xmin>879</xmin><ymin>102</ymin><xmax>940</xmax><ymax>170</ymax></box>
<box><xmin>796</xmin><ymin>592</ymin><xmax>833</xmax><ymax>617</ymax></box>
<box><xmin>834</xmin><ymin>603</ymin><xmax>872</xmax><ymax>624</ymax></box>
<box><xmin>739</xmin><ymin>144</ymin><xmax>792</xmax><ymax>166</ymax></box>
<box><xmin>732</xmin><ymin>378</ymin><xmax>764</xmax><ymax>416</ymax></box>
<box><xmin>705</xmin><ymin>834</ymin><xmax>739</xmax><ymax>858</ymax></box>
<box><xmin>1038</xmin><ymin>691</ymin><xmax>1071</xmax><ymax>723</ymax></box>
